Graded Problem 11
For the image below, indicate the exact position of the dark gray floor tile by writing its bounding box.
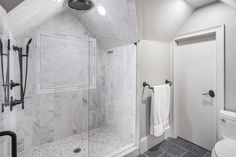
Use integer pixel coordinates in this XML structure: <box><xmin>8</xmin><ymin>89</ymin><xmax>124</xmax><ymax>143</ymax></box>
<box><xmin>137</xmin><ymin>154</ymin><xmax>148</xmax><ymax>157</ymax></box>
<box><xmin>181</xmin><ymin>152</ymin><xmax>198</xmax><ymax>157</ymax></box>
<box><xmin>168</xmin><ymin>138</ymin><xmax>208</xmax><ymax>157</ymax></box>
<box><xmin>153</xmin><ymin>141</ymin><xmax>186</xmax><ymax>157</ymax></box>
<box><xmin>203</xmin><ymin>152</ymin><xmax>211</xmax><ymax>157</ymax></box>
<box><xmin>160</xmin><ymin>152</ymin><xmax>174</xmax><ymax>157</ymax></box>
<box><xmin>145</xmin><ymin>148</ymin><xmax>164</xmax><ymax>157</ymax></box>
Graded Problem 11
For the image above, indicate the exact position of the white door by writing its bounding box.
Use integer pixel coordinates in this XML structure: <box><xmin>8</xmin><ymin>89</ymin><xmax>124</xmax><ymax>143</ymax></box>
<box><xmin>173</xmin><ymin>34</ymin><xmax>218</xmax><ymax>150</ymax></box>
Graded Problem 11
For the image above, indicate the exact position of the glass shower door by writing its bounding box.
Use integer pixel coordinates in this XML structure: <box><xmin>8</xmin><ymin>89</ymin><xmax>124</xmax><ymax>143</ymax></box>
<box><xmin>88</xmin><ymin>37</ymin><xmax>137</xmax><ymax>157</ymax></box>
<box><xmin>0</xmin><ymin>29</ymin><xmax>93</xmax><ymax>157</ymax></box>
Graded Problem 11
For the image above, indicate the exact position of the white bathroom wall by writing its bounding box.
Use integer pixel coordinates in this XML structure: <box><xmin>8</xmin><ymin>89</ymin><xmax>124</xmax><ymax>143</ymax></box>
<box><xmin>178</xmin><ymin>2</ymin><xmax>236</xmax><ymax>112</ymax></box>
<box><xmin>135</xmin><ymin>0</ymin><xmax>193</xmax><ymax>147</ymax></box>
<box><xmin>139</xmin><ymin>40</ymin><xmax>170</xmax><ymax>139</ymax></box>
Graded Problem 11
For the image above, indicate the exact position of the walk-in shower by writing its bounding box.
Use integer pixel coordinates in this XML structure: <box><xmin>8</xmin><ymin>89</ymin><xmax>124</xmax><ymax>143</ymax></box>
<box><xmin>0</xmin><ymin>0</ymin><xmax>138</xmax><ymax>156</ymax></box>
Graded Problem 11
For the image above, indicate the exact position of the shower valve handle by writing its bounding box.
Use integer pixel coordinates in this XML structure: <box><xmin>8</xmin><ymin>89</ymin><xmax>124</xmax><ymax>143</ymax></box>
<box><xmin>10</xmin><ymin>80</ymin><xmax>21</xmax><ymax>90</ymax></box>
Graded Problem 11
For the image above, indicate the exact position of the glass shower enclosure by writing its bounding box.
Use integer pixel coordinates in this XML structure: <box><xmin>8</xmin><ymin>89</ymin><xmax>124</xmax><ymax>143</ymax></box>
<box><xmin>0</xmin><ymin>1</ymin><xmax>139</xmax><ymax>156</ymax></box>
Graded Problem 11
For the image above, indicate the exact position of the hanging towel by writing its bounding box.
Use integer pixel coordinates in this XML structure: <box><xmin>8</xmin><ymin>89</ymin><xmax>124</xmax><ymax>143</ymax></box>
<box><xmin>150</xmin><ymin>84</ymin><xmax>170</xmax><ymax>137</ymax></box>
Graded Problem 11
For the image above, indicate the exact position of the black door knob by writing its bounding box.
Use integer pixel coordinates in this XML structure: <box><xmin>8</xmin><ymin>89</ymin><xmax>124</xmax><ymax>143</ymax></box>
<box><xmin>202</xmin><ymin>90</ymin><xmax>215</xmax><ymax>98</ymax></box>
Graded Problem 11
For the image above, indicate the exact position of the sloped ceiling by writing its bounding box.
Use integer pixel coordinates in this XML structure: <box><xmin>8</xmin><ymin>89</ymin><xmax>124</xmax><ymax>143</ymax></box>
<box><xmin>8</xmin><ymin>0</ymin><xmax>138</xmax><ymax>45</ymax></box>
<box><xmin>9</xmin><ymin>0</ymin><xmax>68</xmax><ymax>37</ymax></box>
<box><xmin>0</xmin><ymin>0</ymin><xmax>24</xmax><ymax>12</ymax></box>
<box><xmin>71</xmin><ymin>0</ymin><xmax>138</xmax><ymax>43</ymax></box>
<box><xmin>184</xmin><ymin>0</ymin><xmax>218</xmax><ymax>8</ymax></box>
<box><xmin>7</xmin><ymin>0</ymin><xmax>235</xmax><ymax>43</ymax></box>
<box><xmin>136</xmin><ymin>0</ymin><xmax>194</xmax><ymax>42</ymax></box>
<box><xmin>220</xmin><ymin>0</ymin><xmax>236</xmax><ymax>8</ymax></box>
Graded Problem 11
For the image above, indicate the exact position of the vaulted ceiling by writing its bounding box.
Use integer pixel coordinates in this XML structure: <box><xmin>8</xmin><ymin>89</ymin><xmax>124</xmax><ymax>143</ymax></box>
<box><xmin>136</xmin><ymin>0</ymin><xmax>194</xmax><ymax>42</ymax></box>
<box><xmin>2</xmin><ymin>0</ymin><xmax>236</xmax><ymax>42</ymax></box>
<box><xmin>136</xmin><ymin>0</ymin><xmax>232</xmax><ymax>42</ymax></box>
<box><xmin>72</xmin><ymin>0</ymin><xmax>138</xmax><ymax>43</ymax></box>
<box><xmin>8</xmin><ymin>0</ymin><xmax>138</xmax><ymax>45</ymax></box>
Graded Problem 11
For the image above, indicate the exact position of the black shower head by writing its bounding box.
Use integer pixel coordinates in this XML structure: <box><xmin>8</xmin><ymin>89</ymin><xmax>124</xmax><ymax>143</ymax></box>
<box><xmin>68</xmin><ymin>0</ymin><xmax>94</xmax><ymax>10</ymax></box>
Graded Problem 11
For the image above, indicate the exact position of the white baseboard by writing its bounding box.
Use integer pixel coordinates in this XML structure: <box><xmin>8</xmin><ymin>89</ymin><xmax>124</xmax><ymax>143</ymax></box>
<box><xmin>113</xmin><ymin>129</ymin><xmax>172</xmax><ymax>157</ymax></box>
<box><xmin>139</xmin><ymin>129</ymin><xmax>171</xmax><ymax>154</ymax></box>
<box><xmin>139</xmin><ymin>135</ymin><xmax>164</xmax><ymax>154</ymax></box>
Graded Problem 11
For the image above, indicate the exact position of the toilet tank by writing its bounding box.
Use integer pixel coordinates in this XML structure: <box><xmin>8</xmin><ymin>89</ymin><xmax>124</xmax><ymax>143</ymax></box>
<box><xmin>219</xmin><ymin>110</ymin><xmax>236</xmax><ymax>140</ymax></box>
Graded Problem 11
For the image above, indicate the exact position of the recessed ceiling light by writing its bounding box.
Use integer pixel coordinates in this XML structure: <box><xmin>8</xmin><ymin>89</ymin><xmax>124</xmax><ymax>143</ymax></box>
<box><xmin>97</xmin><ymin>6</ymin><xmax>106</xmax><ymax>16</ymax></box>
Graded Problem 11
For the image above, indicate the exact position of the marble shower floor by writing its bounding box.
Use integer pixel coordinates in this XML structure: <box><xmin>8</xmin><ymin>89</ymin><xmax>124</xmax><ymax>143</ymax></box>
<box><xmin>20</xmin><ymin>128</ymin><xmax>129</xmax><ymax>157</ymax></box>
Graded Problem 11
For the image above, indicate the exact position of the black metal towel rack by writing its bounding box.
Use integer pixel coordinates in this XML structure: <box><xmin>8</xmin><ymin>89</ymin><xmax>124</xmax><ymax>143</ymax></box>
<box><xmin>143</xmin><ymin>80</ymin><xmax>172</xmax><ymax>90</ymax></box>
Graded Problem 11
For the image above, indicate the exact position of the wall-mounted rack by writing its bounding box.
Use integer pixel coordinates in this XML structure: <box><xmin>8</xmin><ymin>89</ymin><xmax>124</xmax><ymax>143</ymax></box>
<box><xmin>0</xmin><ymin>38</ymin><xmax>32</xmax><ymax>112</ymax></box>
<box><xmin>143</xmin><ymin>79</ymin><xmax>172</xmax><ymax>90</ymax></box>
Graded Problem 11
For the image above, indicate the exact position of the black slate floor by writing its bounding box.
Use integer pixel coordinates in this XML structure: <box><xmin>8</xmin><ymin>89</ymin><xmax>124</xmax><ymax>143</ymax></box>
<box><xmin>138</xmin><ymin>137</ymin><xmax>211</xmax><ymax>157</ymax></box>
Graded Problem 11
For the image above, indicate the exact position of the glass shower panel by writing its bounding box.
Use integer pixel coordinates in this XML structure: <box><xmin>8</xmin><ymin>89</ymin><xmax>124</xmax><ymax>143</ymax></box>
<box><xmin>89</xmin><ymin>38</ymin><xmax>137</xmax><ymax>157</ymax></box>
<box><xmin>0</xmin><ymin>33</ymin><xmax>11</xmax><ymax>157</ymax></box>
<box><xmin>14</xmin><ymin>33</ymin><xmax>92</xmax><ymax>157</ymax></box>
<box><xmin>0</xmin><ymin>11</ymin><xmax>94</xmax><ymax>157</ymax></box>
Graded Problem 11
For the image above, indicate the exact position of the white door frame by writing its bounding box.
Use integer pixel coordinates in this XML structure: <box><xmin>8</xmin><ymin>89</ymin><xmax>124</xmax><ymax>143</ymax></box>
<box><xmin>170</xmin><ymin>25</ymin><xmax>225</xmax><ymax>140</ymax></box>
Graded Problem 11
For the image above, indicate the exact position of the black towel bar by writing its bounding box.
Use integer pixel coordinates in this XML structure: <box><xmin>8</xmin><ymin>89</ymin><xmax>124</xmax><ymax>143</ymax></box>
<box><xmin>143</xmin><ymin>80</ymin><xmax>172</xmax><ymax>90</ymax></box>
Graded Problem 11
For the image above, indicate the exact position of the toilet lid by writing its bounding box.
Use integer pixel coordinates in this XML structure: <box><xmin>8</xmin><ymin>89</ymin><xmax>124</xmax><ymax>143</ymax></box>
<box><xmin>215</xmin><ymin>140</ymin><xmax>236</xmax><ymax>157</ymax></box>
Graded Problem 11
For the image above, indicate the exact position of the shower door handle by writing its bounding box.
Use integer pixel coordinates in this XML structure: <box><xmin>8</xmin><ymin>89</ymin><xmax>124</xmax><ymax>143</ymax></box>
<box><xmin>202</xmin><ymin>90</ymin><xmax>215</xmax><ymax>98</ymax></box>
<box><xmin>0</xmin><ymin>131</ymin><xmax>17</xmax><ymax>157</ymax></box>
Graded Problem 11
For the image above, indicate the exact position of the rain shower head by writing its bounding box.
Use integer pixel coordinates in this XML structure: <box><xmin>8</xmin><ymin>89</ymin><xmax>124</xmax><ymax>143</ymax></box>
<box><xmin>68</xmin><ymin>0</ymin><xmax>94</xmax><ymax>10</ymax></box>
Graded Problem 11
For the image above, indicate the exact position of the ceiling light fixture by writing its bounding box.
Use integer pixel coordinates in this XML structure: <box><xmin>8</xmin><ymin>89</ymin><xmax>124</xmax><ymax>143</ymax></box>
<box><xmin>97</xmin><ymin>6</ymin><xmax>106</xmax><ymax>16</ymax></box>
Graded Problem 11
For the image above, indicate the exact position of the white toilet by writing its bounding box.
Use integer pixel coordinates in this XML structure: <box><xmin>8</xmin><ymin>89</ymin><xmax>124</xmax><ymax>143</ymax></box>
<box><xmin>212</xmin><ymin>110</ymin><xmax>236</xmax><ymax>157</ymax></box>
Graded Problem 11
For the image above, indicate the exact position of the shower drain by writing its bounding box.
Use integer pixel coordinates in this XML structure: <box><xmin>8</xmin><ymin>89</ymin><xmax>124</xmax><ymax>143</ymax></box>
<box><xmin>73</xmin><ymin>148</ymin><xmax>82</xmax><ymax>153</ymax></box>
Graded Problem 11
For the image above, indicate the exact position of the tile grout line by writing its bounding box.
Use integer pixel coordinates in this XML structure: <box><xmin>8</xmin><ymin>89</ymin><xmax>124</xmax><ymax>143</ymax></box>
<box><xmin>180</xmin><ymin>151</ymin><xmax>188</xmax><ymax>157</ymax></box>
<box><xmin>143</xmin><ymin>147</ymin><xmax>166</xmax><ymax>157</ymax></box>
<box><xmin>165</xmin><ymin>151</ymin><xmax>175</xmax><ymax>157</ymax></box>
<box><xmin>203</xmin><ymin>151</ymin><xmax>210</xmax><ymax>157</ymax></box>
<box><xmin>159</xmin><ymin>140</ymin><xmax>186</xmax><ymax>157</ymax></box>
<box><xmin>158</xmin><ymin>150</ymin><xmax>167</xmax><ymax>157</ymax></box>
<box><xmin>167</xmin><ymin>138</ymin><xmax>205</xmax><ymax>157</ymax></box>
<box><xmin>166</xmin><ymin>139</ymin><xmax>189</xmax><ymax>152</ymax></box>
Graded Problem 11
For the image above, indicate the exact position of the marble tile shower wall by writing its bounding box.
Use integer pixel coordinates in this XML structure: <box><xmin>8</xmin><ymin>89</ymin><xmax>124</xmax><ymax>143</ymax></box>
<box><xmin>97</xmin><ymin>44</ymin><xmax>136</xmax><ymax>143</ymax></box>
<box><xmin>0</xmin><ymin>8</ymin><xmax>137</xmax><ymax>157</ymax></box>
<box><xmin>0</xmin><ymin>11</ymin><xmax>103</xmax><ymax>157</ymax></box>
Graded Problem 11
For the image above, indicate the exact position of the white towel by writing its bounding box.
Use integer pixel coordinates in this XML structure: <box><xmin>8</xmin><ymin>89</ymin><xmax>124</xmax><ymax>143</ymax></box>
<box><xmin>150</xmin><ymin>84</ymin><xmax>170</xmax><ymax>137</ymax></box>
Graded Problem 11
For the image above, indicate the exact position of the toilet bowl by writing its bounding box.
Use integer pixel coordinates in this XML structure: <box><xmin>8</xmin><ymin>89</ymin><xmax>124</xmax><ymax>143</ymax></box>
<box><xmin>211</xmin><ymin>139</ymin><xmax>236</xmax><ymax>157</ymax></box>
<box><xmin>211</xmin><ymin>110</ymin><xmax>236</xmax><ymax>157</ymax></box>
